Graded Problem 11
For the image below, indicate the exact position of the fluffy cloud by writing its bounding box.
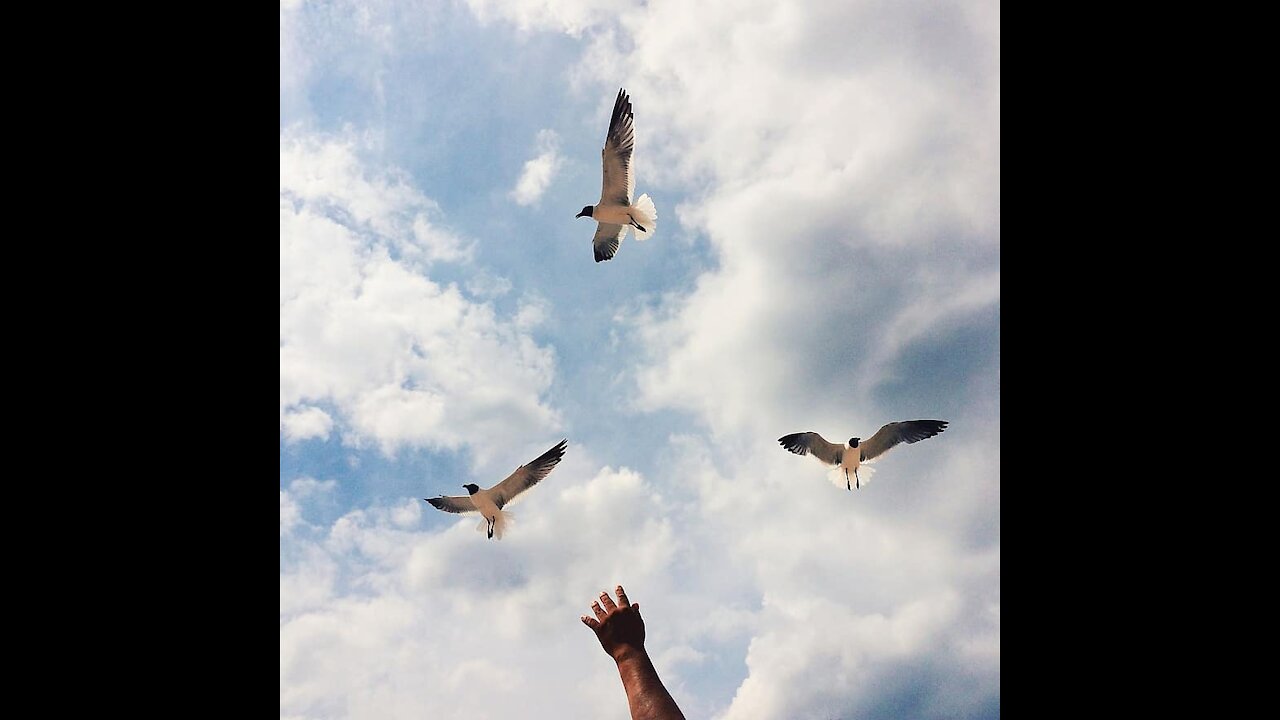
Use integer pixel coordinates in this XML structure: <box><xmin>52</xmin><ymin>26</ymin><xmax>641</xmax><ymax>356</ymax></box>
<box><xmin>591</xmin><ymin>1</ymin><xmax>999</xmax><ymax>439</ymax></box>
<box><xmin>281</xmin><ymin>463</ymin><xmax>692</xmax><ymax>719</ymax></box>
<box><xmin>458</xmin><ymin>1</ymin><xmax>1000</xmax><ymax>716</ymax></box>
<box><xmin>510</xmin><ymin>129</ymin><xmax>563</xmax><ymax>206</ymax></box>
<box><xmin>657</xmin><ymin>433</ymin><xmax>1000</xmax><ymax>719</ymax></box>
<box><xmin>281</xmin><ymin>430</ymin><xmax>999</xmax><ymax>719</ymax></box>
<box><xmin>280</xmin><ymin>129</ymin><xmax>560</xmax><ymax>458</ymax></box>
<box><xmin>282</xmin><ymin>406</ymin><xmax>335</xmax><ymax>443</ymax></box>
<box><xmin>282</xmin><ymin>0</ymin><xmax>999</xmax><ymax>717</ymax></box>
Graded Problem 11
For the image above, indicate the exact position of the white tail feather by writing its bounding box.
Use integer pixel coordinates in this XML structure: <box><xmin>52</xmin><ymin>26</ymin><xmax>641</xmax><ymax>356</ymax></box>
<box><xmin>631</xmin><ymin>194</ymin><xmax>657</xmax><ymax>240</ymax></box>
<box><xmin>474</xmin><ymin>510</ymin><xmax>515</xmax><ymax>540</ymax></box>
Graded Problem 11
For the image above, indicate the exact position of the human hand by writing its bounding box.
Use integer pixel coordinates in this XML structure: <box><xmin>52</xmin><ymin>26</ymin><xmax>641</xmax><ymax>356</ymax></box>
<box><xmin>581</xmin><ymin>585</ymin><xmax>645</xmax><ymax>662</ymax></box>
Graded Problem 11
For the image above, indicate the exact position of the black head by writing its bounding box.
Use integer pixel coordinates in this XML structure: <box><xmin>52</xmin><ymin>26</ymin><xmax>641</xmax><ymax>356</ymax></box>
<box><xmin>848</xmin><ymin>437</ymin><xmax>860</xmax><ymax>447</ymax></box>
<box><xmin>463</xmin><ymin>483</ymin><xmax>480</xmax><ymax>495</ymax></box>
<box><xmin>575</xmin><ymin>205</ymin><xmax>594</xmax><ymax>219</ymax></box>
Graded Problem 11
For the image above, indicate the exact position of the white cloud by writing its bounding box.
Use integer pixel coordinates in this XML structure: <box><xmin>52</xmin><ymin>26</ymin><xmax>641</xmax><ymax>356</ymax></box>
<box><xmin>280</xmin><ymin>128</ymin><xmax>471</xmax><ymax>266</ymax></box>
<box><xmin>281</xmin><ymin>430</ymin><xmax>999</xmax><ymax>719</ymax></box>
<box><xmin>281</xmin><ymin>490</ymin><xmax>302</xmax><ymax>537</ymax></box>
<box><xmin>281</xmin><ymin>405</ymin><xmax>334</xmax><ymax>442</ymax></box>
<box><xmin>509</xmin><ymin>129</ymin><xmax>562</xmax><ymax>206</ymax></box>
<box><xmin>514</xmin><ymin>292</ymin><xmax>552</xmax><ymax>330</ymax></box>
<box><xmin>718</xmin><ymin>591</ymin><xmax>967</xmax><ymax>720</ymax></box>
<box><xmin>466</xmin><ymin>0</ymin><xmax>999</xmax><ymax>442</ymax></box>
<box><xmin>283</xmin><ymin>1</ymin><xmax>1000</xmax><ymax>717</ymax></box>
<box><xmin>390</xmin><ymin>498</ymin><xmax>422</xmax><ymax>528</ymax></box>
<box><xmin>281</xmin><ymin>462</ymin><xmax>690</xmax><ymax>719</ymax></box>
<box><xmin>453</xmin><ymin>1</ymin><xmax>1001</xmax><ymax>715</ymax></box>
<box><xmin>655</xmin><ymin>434</ymin><xmax>999</xmax><ymax>720</ymax></box>
<box><xmin>598</xmin><ymin>2</ymin><xmax>998</xmax><ymax>439</ymax></box>
<box><xmin>281</xmin><ymin>477</ymin><xmax>339</xmax><ymax>538</ymax></box>
<box><xmin>280</xmin><ymin>129</ymin><xmax>561</xmax><ymax>459</ymax></box>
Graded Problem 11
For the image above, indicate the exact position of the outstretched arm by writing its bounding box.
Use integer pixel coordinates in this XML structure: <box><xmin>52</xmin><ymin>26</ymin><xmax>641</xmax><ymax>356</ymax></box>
<box><xmin>581</xmin><ymin>585</ymin><xmax>686</xmax><ymax>720</ymax></box>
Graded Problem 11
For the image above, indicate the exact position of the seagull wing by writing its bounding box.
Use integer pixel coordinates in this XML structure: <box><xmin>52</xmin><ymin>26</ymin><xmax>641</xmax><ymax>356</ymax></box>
<box><xmin>592</xmin><ymin>222</ymin><xmax>627</xmax><ymax>263</ymax></box>
<box><xmin>488</xmin><ymin>438</ymin><xmax>568</xmax><ymax>510</ymax></box>
<box><xmin>858</xmin><ymin>420</ymin><xmax>949</xmax><ymax>463</ymax></box>
<box><xmin>424</xmin><ymin>495</ymin><xmax>479</xmax><ymax>514</ymax></box>
<box><xmin>778</xmin><ymin>432</ymin><xmax>844</xmax><ymax>467</ymax></box>
<box><xmin>599</xmin><ymin>88</ymin><xmax>635</xmax><ymax>206</ymax></box>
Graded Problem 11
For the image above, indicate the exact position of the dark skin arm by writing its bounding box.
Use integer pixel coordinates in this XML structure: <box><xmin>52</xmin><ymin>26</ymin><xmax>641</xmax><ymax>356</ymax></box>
<box><xmin>581</xmin><ymin>585</ymin><xmax>687</xmax><ymax>720</ymax></box>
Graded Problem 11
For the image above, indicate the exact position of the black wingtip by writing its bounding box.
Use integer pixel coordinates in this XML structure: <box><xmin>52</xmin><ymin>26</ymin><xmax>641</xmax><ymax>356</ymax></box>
<box><xmin>900</xmin><ymin>420</ymin><xmax>950</xmax><ymax>443</ymax></box>
<box><xmin>608</xmin><ymin>88</ymin><xmax>633</xmax><ymax>135</ymax></box>
<box><xmin>777</xmin><ymin>432</ymin><xmax>807</xmax><ymax>455</ymax></box>
<box><xmin>533</xmin><ymin>438</ymin><xmax>569</xmax><ymax>466</ymax></box>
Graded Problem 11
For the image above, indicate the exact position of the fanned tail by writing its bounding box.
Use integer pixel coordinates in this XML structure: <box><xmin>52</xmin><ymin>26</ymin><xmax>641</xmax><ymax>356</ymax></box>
<box><xmin>493</xmin><ymin>510</ymin><xmax>513</xmax><ymax>540</ymax></box>
<box><xmin>475</xmin><ymin>510</ymin><xmax>516</xmax><ymax>540</ymax></box>
<box><xmin>631</xmin><ymin>194</ymin><xmax>657</xmax><ymax>240</ymax></box>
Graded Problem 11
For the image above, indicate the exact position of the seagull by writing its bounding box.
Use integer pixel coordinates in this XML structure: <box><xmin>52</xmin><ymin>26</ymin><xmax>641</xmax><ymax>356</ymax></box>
<box><xmin>575</xmin><ymin>88</ymin><xmax>658</xmax><ymax>263</ymax></box>
<box><xmin>423</xmin><ymin>439</ymin><xmax>567</xmax><ymax>539</ymax></box>
<box><xmin>778</xmin><ymin>420</ymin><xmax>948</xmax><ymax>490</ymax></box>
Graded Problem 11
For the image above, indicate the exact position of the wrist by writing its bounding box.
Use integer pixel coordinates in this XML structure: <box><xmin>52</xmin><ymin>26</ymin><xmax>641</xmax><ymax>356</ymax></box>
<box><xmin>611</xmin><ymin>645</ymin><xmax>647</xmax><ymax>665</ymax></box>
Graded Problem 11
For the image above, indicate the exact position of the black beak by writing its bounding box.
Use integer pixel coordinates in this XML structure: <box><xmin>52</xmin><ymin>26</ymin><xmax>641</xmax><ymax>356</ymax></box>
<box><xmin>574</xmin><ymin>211</ymin><xmax>585</xmax><ymax>218</ymax></box>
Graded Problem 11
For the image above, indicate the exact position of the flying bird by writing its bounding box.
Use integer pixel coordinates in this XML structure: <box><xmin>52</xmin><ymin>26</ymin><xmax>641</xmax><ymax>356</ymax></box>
<box><xmin>575</xmin><ymin>88</ymin><xmax>658</xmax><ymax>263</ymax></box>
<box><xmin>778</xmin><ymin>421</ymin><xmax>948</xmax><ymax>490</ymax></box>
<box><xmin>423</xmin><ymin>439</ymin><xmax>567</xmax><ymax>539</ymax></box>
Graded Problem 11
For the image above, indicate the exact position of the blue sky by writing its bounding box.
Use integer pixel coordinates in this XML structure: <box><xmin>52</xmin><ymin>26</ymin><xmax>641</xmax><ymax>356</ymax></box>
<box><xmin>281</xmin><ymin>1</ymin><xmax>999</xmax><ymax>717</ymax></box>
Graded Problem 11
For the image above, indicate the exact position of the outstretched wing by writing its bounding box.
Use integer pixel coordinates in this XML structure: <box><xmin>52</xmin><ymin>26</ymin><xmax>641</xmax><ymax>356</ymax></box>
<box><xmin>599</xmin><ymin>88</ymin><xmax>635</xmax><ymax>206</ymax></box>
<box><xmin>858</xmin><ymin>420</ymin><xmax>948</xmax><ymax>463</ymax></box>
<box><xmin>778</xmin><ymin>432</ymin><xmax>844</xmax><ymax>467</ymax></box>
<box><xmin>424</xmin><ymin>495</ymin><xmax>478</xmax><ymax>514</ymax></box>
<box><xmin>488</xmin><ymin>439</ymin><xmax>568</xmax><ymax>509</ymax></box>
<box><xmin>592</xmin><ymin>222</ymin><xmax>627</xmax><ymax>263</ymax></box>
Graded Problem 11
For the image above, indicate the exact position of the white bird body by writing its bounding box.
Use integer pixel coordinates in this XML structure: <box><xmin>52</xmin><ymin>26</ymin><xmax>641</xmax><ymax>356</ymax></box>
<box><xmin>467</xmin><ymin>489</ymin><xmax>503</xmax><ymax>534</ymax></box>
<box><xmin>836</xmin><ymin>443</ymin><xmax>863</xmax><ymax>478</ymax></box>
<box><xmin>778</xmin><ymin>420</ymin><xmax>948</xmax><ymax>491</ymax></box>
<box><xmin>591</xmin><ymin>202</ymin><xmax>650</xmax><ymax>227</ymax></box>
<box><xmin>423</xmin><ymin>439</ymin><xmax>567</xmax><ymax>540</ymax></box>
<box><xmin>576</xmin><ymin>89</ymin><xmax>658</xmax><ymax>262</ymax></box>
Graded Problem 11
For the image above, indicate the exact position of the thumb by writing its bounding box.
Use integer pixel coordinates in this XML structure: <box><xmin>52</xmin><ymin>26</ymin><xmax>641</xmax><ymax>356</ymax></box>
<box><xmin>632</xmin><ymin>602</ymin><xmax>640</xmax><ymax>613</ymax></box>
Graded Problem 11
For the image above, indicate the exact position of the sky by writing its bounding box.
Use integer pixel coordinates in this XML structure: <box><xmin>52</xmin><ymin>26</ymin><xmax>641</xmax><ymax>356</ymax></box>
<box><xmin>280</xmin><ymin>1</ymin><xmax>1000</xmax><ymax>717</ymax></box>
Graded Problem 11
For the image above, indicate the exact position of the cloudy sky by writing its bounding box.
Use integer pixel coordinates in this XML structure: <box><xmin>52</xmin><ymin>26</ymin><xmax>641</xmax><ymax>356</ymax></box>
<box><xmin>280</xmin><ymin>0</ymin><xmax>999</xmax><ymax>717</ymax></box>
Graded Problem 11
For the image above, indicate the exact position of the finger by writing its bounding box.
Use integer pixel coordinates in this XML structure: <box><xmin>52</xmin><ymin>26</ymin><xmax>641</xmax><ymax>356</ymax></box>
<box><xmin>591</xmin><ymin>601</ymin><xmax>607</xmax><ymax>621</ymax></box>
<box><xmin>631</xmin><ymin>602</ymin><xmax>640</xmax><ymax>615</ymax></box>
<box><xmin>599</xmin><ymin>590</ymin><xmax>618</xmax><ymax>612</ymax></box>
<box><xmin>581</xmin><ymin>615</ymin><xmax>600</xmax><ymax>630</ymax></box>
<box><xmin>615</xmin><ymin>585</ymin><xmax>630</xmax><ymax>608</ymax></box>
